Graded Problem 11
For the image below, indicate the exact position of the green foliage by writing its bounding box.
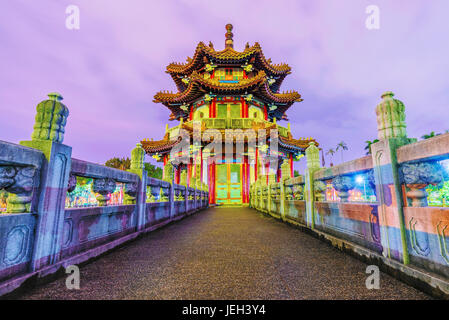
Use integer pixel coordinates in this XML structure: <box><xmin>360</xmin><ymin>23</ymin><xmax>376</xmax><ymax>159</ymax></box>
<box><xmin>105</xmin><ymin>157</ymin><xmax>131</xmax><ymax>170</ymax></box>
<box><xmin>420</xmin><ymin>131</ymin><xmax>449</xmax><ymax>140</ymax></box>
<box><xmin>336</xmin><ymin>141</ymin><xmax>348</xmax><ymax>162</ymax></box>
<box><xmin>293</xmin><ymin>170</ymin><xmax>300</xmax><ymax>177</ymax></box>
<box><xmin>426</xmin><ymin>181</ymin><xmax>449</xmax><ymax>207</ymax></box>
<box><xmin>364</xmin><ymin>139</ymin><xmax>380</xmax><ymax>155</ymax></box>
<box><xmin>336</xmin><ymin>141</ymin><xmax>348</xmax><ymax>152</ymax></box>
<box><xmin>326</xmin><ymin>148</ymin><xmax>335</xmax><ymax>157</ymax></box>
<box><xmin>145</xmin><ymin>163</ymin><xmax>163</xmax><ymax>179</ymax></box>
<box><xmin>0</xmin><ymin>190</ymin><xmax>8</xmax><ymax>197</ymax></box>
<box><xmin>105</xmin><ymin>157</ymin><xmax>162</xmax><ymax>179</ymax></box>
<box><xmin>77</xmin><ymin>176</ymin><xmax>91</xmax><ymax>186</ymax></box>
<box><xmin>421</xmin><ymin>131</ymin><xmax>440</xmax><ymax>140</ymax></box>
<box><xmin>326</xmin><ymin>148</ymin><xmax>336</xmax><ymax>166</ymax></box>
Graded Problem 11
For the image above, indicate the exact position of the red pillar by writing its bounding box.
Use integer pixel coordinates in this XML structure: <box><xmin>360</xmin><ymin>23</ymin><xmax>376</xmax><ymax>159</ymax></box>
<box><xmin>208</xmin><ymin>161</ymin><xmax>216</xmax><ymax>204</ymax></box>
<box><xmin>200</xmin><ymin>149</ymin><xmax>203</xmax><ymax>184</ymax></box>
<box><xmin>289</xmin><ymin>153</ymin><xmax>294</xmax><ymax>177</ymax></box>
<box><xmin>187</xmin><ymin>162</ymin><xmax>192</xmax><ymax>187</ymax></box>
<box><xmin>264</xmin><ymin>105</ymin><xmax>268</xmax><ymax>120</ymax></box>
<box><xmin>241</xmin><ymin>98</ymin><xmax>248</xmax><ymax>118</ymax></box>
<box><xmin>242</xmin><ymin>156</ymin><xmax>248</xmax><ymax>203</ymax></box>
<box><xmin>255</xmin><ymin>147</ymin><xmax>258</xmax><ymax>181</ymax></box>
<box><xmin>265</xmin><ymin>162</ymin><xmax>269</xmax><ymax>185</ymax></box>
<box><xmin>245</xmin><ymin>157</ymin><xmax>250</xmax><ymax>203</ymax></box>
<box><xmin>175</xmin><ymin>166</ymin><xmax>180</xmax><ymax>184</ymax></box>
<box><xmin>209</xmin><ymin>98</ymin><xmax>216</xmax><ymax>118</ymax></box>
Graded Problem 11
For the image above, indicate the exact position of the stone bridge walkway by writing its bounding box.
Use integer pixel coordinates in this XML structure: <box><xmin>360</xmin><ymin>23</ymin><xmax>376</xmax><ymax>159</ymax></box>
<box><xmin>16</xmin><ymin>208</ymin><xmax>429</xmax><ymax>299</ymax></box>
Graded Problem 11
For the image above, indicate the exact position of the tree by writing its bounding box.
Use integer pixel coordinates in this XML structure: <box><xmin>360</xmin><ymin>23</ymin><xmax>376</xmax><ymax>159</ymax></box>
<box><xmin>336</xmin><ymin>141</ymin><xmax>348</xmax><ymax>163</ymax></box>
<box><xmin>421</xmin><ymin>131</ymin><xmax>441</xmax><ymax>140</ymax></box>
<box><xmin>326</xmin><ymin>148</ymin><xmax>336</xmax><ymax>167</ymax></box>
<box><xmin>364</xmin><ymin>139</ymin><xmax>379</xmax><ymax>155</ymax></box>
<box><xmin>144</xmin><ymin>163</ymin><xmax>163</xmax><ymax>179</ymax></box>
<box><xmin>104</xmin><ymin>157</ymin><xmax>163</xmax><ymax>179</ymax></box>
<box><xmin>293</xmin><ymin>170</ymin><xmax>300</xmax><ymax>177</ymax></box>
<box><xmin>105</xmin><ymin>157</ymin><xmax>131</xmax><ymax>170</ymax></box>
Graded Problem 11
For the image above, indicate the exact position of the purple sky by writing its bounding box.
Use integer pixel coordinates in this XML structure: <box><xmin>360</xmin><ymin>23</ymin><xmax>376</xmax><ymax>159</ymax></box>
<box><xmin>1</xmin><ymin>0</ymin><xmax>449</xmax><ymax>171</ymax></box>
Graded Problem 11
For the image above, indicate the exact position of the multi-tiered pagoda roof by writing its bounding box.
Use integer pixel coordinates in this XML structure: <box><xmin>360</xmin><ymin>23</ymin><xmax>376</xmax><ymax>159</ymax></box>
<box><xmin>143</xmin><ymin>24</ymin><xmax>318</xmax><ymax>157</ymax></box>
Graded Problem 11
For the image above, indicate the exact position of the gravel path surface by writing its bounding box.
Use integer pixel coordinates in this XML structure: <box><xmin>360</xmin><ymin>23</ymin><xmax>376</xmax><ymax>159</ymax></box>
<box><xmin>16</xmin><ymin>207</ymin><xmax>430</xmax><ymax>300</ymax></box>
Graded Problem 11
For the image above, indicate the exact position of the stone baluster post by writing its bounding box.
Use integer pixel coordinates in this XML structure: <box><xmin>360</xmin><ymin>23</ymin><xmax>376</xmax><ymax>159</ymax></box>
<box><xmin>280</xmin><ymin>159</ymin><xmax>291</xmax><ymax>219</ymax></box>
<box><xmin>180</xmin><ymin>169</ymin><xmax>188</xmax><ymax>213</ymax></box>
<box><xmin>305</xmin><ymin>142</ymin><xmax>320</xmax><ymax>229</ymax></box>
<box><xmin>370</xmin><ymin>91</ymin><xmax>414</xmax><ymax>264</ymax></box>
<box><xmin>267</xmin><ymin>173</ymin><xmax>275</xmax><ymax>214</ymax></box>
<box><xmin>162</xmin><ymin>161</ymin><xmax>175</xmax><ymax>218</ymax></box>
<box><xmin>127</xmin><ymin>143</ymin><xmax>147</xmax><ymax>231</ymax></box>
<box><xmin>20</xmin><ymin>93</ymin><xmax>73</xmax><ymax>271</ymax></box>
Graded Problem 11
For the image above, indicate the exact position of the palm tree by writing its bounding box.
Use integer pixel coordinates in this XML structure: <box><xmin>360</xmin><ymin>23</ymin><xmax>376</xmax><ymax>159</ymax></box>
<box><xmin>326</xmin><ymin>148</ymin><xmax>336</xmax><ymax>167</ymax></box>
<box><xmin>364</xmin><ymin>139</ymin><xmax>379</xmax><ymax>155</ymax></box>
<box><xmin>336</xmin><ymin>141</ymin><xmax>348</xmax><ymax>163</ymax></box>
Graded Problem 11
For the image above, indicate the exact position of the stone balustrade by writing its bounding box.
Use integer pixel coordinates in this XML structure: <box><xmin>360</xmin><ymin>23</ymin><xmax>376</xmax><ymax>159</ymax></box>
<box><xmin>250</xmin><ymin>92</ymin><xmax>449</xmax><ymax>293</ymax></box>
<box><xmin>0</xmin><ymin>94</ymin><xmax>209</xmax><ymax>296</ymax></box>
<box><xmin>251</xmin><ymin>144</ymin><xmax>449</xmax><ymax>291</ymax></box>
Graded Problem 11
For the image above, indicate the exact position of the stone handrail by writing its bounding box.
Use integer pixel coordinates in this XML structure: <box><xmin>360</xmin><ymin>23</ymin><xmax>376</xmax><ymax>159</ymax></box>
<box><xmin>0</xmin><ymin>140</ymin><xmax>45</xmax><ymax>213</ymax></box>
<box><xmin>0</xmin><ymin>95</ymin><xmax>209</xmax><ymax>296</ymax></box>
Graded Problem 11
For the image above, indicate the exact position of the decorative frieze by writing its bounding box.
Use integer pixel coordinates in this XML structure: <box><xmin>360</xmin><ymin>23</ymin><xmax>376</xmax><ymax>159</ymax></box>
<box><xmin>67</xmin><ymin>174</ymin><xmax>77</xmax><ymax>193</ymax></box>
<box><xmin>124</xmin><ymin>182</ymin><xmax>138</xmax><ymax>205</ymax></box>
<box><xmin>400</xmin><ymin>162</ymin><xmax>446</xmax><ymax>207</ymax></box>
<box><xmin>293</xmin><ymin>184</ymin><xmax>304</xmax><ymax>200</ymax></box>
<box><xmin>332</xmin><ymin>175</ymin><xmax>355</xmax><ymax>202</ymax></box>
<box><xmin>92</xmin><ymin>178</ymin><xmax>116</xmax><ymax>206</ymax></box>
<box><xmin>314</xmin><ymin>181</ymin><xmax>326</xmax><ymax>202</ymax></box>
<box><xmin>0</xmin><ymin>166</ymin><xmax>39</xmax><ymax>213</ymax></box>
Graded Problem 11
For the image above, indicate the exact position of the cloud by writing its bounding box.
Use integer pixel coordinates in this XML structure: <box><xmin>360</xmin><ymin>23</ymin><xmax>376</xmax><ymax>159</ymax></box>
<box><xmin>1</xmin><ymin>0</ymin><xmax>449</xmax><ymax>166</ymax></box>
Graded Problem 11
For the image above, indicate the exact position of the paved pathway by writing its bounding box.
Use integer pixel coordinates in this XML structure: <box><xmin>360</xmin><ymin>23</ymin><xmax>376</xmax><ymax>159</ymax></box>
<box><xmin>16</xmin><ymin>208</ymin><xmax>430</xmax><ymax>299</ymax></box>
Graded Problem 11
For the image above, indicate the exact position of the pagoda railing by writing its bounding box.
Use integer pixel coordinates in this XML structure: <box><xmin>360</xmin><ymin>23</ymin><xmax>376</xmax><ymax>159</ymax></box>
<box><xmin>167</xmin><ymin>119</ymin><xmax>289</xmax><ymax>138</ymax></box>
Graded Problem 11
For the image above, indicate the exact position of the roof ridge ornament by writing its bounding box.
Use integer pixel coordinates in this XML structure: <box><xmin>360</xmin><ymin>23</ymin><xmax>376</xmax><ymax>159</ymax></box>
<box><xmin>225</xmin><ymin>23</ymin><xmax>233</xmax><ymax>49</ymax></box>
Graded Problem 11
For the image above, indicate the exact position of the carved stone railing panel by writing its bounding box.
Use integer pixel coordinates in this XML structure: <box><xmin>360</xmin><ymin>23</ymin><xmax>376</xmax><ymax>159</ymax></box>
<box><xmin>270</xmin><ymin>183</ymin><xmax>280</xmax><ymax>200</ymax></box>
<box><xmin>314</xmin><ymin>180</ymin><xmax>326</xmax><ymax>202</ymax></box>
<box><xmin>92</xmin><ymin>178</ymin><xmax>117</xmax><ymax>206</ymax></box>
<box><xmin>173</xmin><ymin>184</ymin><xmax>185</xmax><ymax>201</ymax></box>
<box><xmin>124</xmin><ymin>182</ymin><xmax>138</xmax><ymax>205</ymax></box>
<box><xmin>400</xmin><ymin>161</ymin><xmax>447</xmax><ymax>207</ymax></box>
<box><xmin>0</xmin><ymin>165</ymin><xmax>40</xmax><ymax>213</ymax></box>
<box><xmin>332</xmin><ymin>175</ymin><xmax>355</xmax><ymax>202</ymax></box>
<box><xmin>160</xmin><ymin>182</ymin><xmax>170</xmax><ymax>202</ymax></box>
<box><xmin>292</xmin><ymin>184</ymin><xmax>304</xmax><ymax>201</ymax></box>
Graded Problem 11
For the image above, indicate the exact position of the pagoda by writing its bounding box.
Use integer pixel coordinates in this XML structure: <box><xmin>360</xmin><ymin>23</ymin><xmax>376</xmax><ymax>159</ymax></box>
<box><xmin>142</xmin><ymin>24</ymin><xmax>318</xmax><ymax>206</ymax></box>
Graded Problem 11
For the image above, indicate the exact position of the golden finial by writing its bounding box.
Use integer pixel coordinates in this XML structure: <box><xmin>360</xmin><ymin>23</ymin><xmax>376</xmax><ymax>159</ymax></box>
<box><xmin>225</xmin><ymin>24</ymin><xmax>233</xmax><ymax>49</ymax></box>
